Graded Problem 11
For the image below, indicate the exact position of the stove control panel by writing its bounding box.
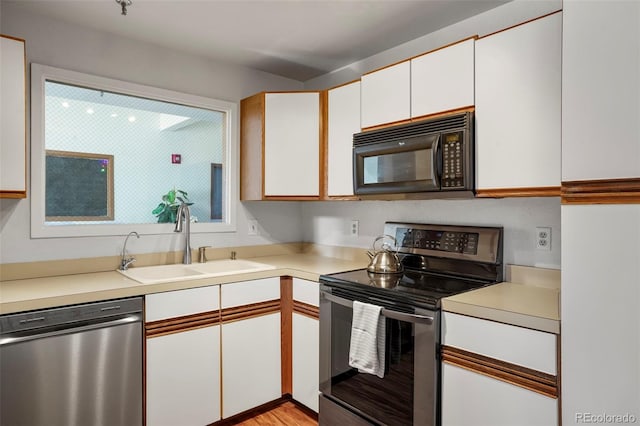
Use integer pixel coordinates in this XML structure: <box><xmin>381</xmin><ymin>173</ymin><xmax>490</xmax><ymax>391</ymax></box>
<box><xmin>385</xmin><ymin>222</ymin><xmax>502</xmax><ymax>264</ymax></box>
<box><xmin>397</xmin><ymin>228</ymin><xmax>479</xmax><ymax>255</ymax></box>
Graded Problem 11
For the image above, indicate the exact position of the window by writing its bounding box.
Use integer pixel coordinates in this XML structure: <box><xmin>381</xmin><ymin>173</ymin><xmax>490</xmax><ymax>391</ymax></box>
<box><xmin>31</xmin><ymin>64</ymin><xmax>238</xmax><ymax>238</ymax></box>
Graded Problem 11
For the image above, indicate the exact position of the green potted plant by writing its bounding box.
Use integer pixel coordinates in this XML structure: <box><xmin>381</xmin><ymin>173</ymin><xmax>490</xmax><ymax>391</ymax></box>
<box><xmin>152</xmin><ymin>188</ymin><xmax>192</xmax><ymax>223</ymax></box>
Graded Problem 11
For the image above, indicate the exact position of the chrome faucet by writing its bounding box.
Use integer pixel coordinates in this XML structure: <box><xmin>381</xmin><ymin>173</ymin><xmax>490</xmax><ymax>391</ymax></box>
<box><xmin>174</xmin><ymin>203</ymin><xmax>191</xmax><ymax>264</ymax></box>
<box><xmin>120</xmin><ymin>231</ymin><xmax>140</xmax><ymax>271</ymax></box>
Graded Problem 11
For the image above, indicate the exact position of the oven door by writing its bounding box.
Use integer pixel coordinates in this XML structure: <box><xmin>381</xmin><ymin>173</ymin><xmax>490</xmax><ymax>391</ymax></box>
<box><xmin>319</xmin><ymin>285</ymin><xmax>440</xmax><ymax>426</ymax></box>
<box><xmin>353</xmin><ymin>133</ymin><xmax>441</xmax><ymax>195</ymax></box>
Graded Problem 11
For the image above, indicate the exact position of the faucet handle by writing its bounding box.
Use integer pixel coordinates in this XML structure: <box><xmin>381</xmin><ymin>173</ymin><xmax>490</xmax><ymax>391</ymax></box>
<box><xmin>198</xmin><ymin>246</ymin><xmax>210</xmax><ymax>263</ymax></box>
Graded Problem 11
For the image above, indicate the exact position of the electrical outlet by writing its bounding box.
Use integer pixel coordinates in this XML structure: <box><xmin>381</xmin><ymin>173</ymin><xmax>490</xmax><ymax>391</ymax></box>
<box><xmin>248</xmin><ymin>219</ymin><xmax>259</xmax><ymax>236</ymax></box>
<box><xmin>350</xmin><ymin>220</ymin><xmax>359</xmax><ymax>236</ymax></box>
<box><xmin>536</xmin><ymin>227</ymin><xmax>551</xmax><ymax>251</ymax></box>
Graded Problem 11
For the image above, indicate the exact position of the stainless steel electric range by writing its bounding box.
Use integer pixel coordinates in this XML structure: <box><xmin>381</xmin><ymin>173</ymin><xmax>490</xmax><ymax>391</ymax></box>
<box><xmin>318</xmin><ymin>222</ymin><xmax>503</xmax><ymax>426</ymax></box>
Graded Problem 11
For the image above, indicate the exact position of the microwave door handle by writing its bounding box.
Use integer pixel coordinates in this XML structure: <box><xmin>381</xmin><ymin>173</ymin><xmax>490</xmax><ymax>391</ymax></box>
<box><xmin>431</xmin><ymin>135</ymin><xmax>441</xmax><ymax>188</ymax></box>
<box><xmin>321</xmin><ymin>291</ymin><xmax>433</xmax><ymax>325</ymax></box>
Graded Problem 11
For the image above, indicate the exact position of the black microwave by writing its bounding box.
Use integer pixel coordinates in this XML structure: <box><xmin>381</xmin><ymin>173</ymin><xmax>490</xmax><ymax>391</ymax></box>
<box><xmin>353</xmin><ymin>111</ymin><xmax>474</xmax><ymax>199</ymax></box>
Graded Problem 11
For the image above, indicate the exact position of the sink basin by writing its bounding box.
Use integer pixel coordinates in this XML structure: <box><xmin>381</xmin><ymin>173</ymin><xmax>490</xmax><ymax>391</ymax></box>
<box><xmin>118</xmin><ymin>259</ymin><xmax>276</xmax><ymax>284</ymax></box>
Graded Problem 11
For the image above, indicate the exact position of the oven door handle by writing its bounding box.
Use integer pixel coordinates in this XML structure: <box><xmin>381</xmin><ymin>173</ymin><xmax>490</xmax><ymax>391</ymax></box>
<box><xmin>321</xmin><ymin>291</ymin><xmax>434</xmax><ymax>325</ymax></box>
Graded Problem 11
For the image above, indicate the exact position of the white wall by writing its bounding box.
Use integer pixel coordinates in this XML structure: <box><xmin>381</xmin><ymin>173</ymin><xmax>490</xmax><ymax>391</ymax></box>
<box><xmin>0</xmin><ymin>4</ymin><xmax>304</xmax><ymax>263</ymax></box>
<box><xmin>301</xmin><ymin>198</ymin><xmax>561</xmax><ymax>269</ymax></box>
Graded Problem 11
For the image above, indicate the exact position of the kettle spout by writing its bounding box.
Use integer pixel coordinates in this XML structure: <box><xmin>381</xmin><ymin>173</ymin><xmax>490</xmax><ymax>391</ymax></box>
<box><xmin>367</xmin><ymin>251</ymin><xmax>374</xmax><ymax>259</ymax></box>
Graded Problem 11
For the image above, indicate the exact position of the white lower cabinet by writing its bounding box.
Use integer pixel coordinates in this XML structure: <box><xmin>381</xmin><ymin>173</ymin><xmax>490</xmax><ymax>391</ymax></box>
<box><xmin>147</xmin><ymin>326</ymin><xmax>221</xmax><ymax>426</ymax></box>
<box><xmin>441</xmin><ymin>312</ymin><xmax>559</xmax><ymax>426</ymax></box>
<box><xmin>145</xmin><ymin>286</ymin><xmax>221</xmax><ymax>426</ymax></box>
<box><xmin>442</xmin><ymin>363</ymin><xmax>558</xmax><ymax>426</ymax></box>
<box><xmin>221</xmin><ymin>278</ymin><xmax>282</xmax><ymax>418</ymax></box>
<box><xmin>292</xmin><ymin>277</ymin><xmax>320</xmax><ymax>412</ymax></box>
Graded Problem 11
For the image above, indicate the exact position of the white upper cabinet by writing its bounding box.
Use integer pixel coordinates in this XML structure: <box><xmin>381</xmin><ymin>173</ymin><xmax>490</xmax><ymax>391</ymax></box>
<box><xmin>411</xmin><ymin>38</ymin><xmax>475</xmax><ymax>119</ymax></box>
<box><xmin>327</xmin><ymin>81</ymin><xmax>360</xmax><ymax>197</ymax></box>
<box><xmin>360</xmin><ymin>61</ymin><xmax>410</xmax><ymax>129</ymax></box>
<box><xmin>562</xmin><ymin>1</ymin><xmax>640</xmax><ymax>181</ymax></box>
<box><xmin>264</xmin><ymin>92</ymin><xmax>320</xmax><ymax>196</ymax></box>
<box><xmin>475</xmin><ymin>12</ymin><xmax>562</xmax><ymax>194</ymax></box>
<box><xmin>241</xmin><ymin>92</ymin><xmax>320</xmax><ymax>200</ymax></box>
<box><xmin>0</xmin><ymin>36</ymin><xmax>26</xmax><ymax>198</ymax></box>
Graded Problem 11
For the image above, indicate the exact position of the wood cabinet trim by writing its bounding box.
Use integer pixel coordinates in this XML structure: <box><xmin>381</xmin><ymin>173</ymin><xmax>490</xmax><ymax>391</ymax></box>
<box><xmin>240</xmin><ymin>93</ymin><xmax>265</xmax><ymax>200</ymax></box>
<box><xmin>561</xmin><ymin>178</ymin><xmax>640</xmax><ymax>204</ymax></box>
<box><xmin>476</xmin><ymin>187</ymin><xmax>561</xmax><ymax>198</ymax></box>
<box><xmin>442</xmin><ymin>345</ymin><xmax>558</xmax><ymax>399</ymax></box>
<box><xmin>293</xmin><ymin>300</ymin><xmax>319</xmax><ymax>320</ymax></box>
<box><xmin>280</xmin><ymin>276</ymin><xmax>293</xmax><ymax>396</ymax></box>
<box><xmin>0</xmin><ymin>190</ymin><xmax>27</xmax><ymax>199</ymax></box>
<box><xmin>410</xmin><ymin>105</ymin><xmax>475</xmax><ymax>124</ymax></box>
<box><xmin>319</xmin><ymin>90</ymin><xmax>327</xmax><ymax>200</ymax></box>
<box><xmin>478</xmin><ymin>9</ymin><xmax>563</xmax><ymax>40</ymax></box>
<box><xmin>220</xmin><ymin>299</ymin><xmax>281</xmax><ymax>324</ymax></box>
<box><xmin>145</xmin><ymin>310</ymin><xmax>220</xmax><ymax>338</ymax></box>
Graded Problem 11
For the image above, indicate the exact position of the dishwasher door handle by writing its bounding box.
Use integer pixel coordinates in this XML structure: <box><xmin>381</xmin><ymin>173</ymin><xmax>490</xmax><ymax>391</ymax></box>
<box><xmin>0</xmin><ymin>313</ymin><xmax>142</xmax><ymax>346</ymax></box>
<box><xmin>321</xmin><ymin>291</ymin><xmax>434</xmax><ymax>325</ymax></box>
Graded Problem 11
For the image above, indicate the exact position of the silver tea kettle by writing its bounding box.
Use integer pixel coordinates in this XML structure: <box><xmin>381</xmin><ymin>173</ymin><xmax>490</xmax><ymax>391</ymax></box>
<box><xmin>367</xmin><ymin>235</ymin><xmax>403</xmax><ymax>274</ymax></box>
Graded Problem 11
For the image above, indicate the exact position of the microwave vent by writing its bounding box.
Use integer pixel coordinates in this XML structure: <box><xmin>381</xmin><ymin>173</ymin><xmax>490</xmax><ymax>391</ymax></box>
<box><xmin>354</xmin><ymin>112</ymin><xmax>472</xmax><ymax>146</ymax></box>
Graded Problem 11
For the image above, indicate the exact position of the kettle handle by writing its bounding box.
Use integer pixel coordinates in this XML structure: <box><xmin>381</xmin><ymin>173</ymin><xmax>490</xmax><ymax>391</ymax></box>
<box><xmin>373</xmin><ymin>234</ymin><xmax>399</xmax><ymax>252</ymax></box>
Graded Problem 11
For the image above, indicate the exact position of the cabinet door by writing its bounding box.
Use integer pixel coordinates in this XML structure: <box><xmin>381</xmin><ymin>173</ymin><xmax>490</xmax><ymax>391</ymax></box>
<box><xmin>147</xmin><ymin>326</ymin><xmax>221</xmax><ymax>426</ymax></box>
<box><xmin>361</xmin><ymin>61</ymin><xmax>410</xmax><ymax>128</ymax></box>
<box><xmin>293</xmin><ymin>313</ymin><xmax>319</xmax><ymax>412</ymax></box>
<box><xmin>562</xmin><ymin>2</ymin><xmax>640</xmax><ymax>181</ymax></box>
<box><xmin>220</xmin><ymin>278</ymin><xmax>281</xmax><ymax>417</ymax></box>
<box><xmin>292</xmin><ymin>278</ymin><xmax>319</xmax><ymax>411</ymax></box>
<box><xmin>561</xmin><ymin>204</ymin><xmax>640</xmax><ymax>423</ymax></box>
<box><xmin>475</xmin><ymin>13</ymin><xmax>561</xmax><ymax>193</ymax></box>
<box><xmin>327</xmin><ymin>81</ymin><xmax>360</xmax><ymax>197</ymax></box>
<box><xmin>264</xmin><ymin>92</ymin><xmax>320</xmax><ymax>197</ymax></box>
<box><xmin>442</xmin><ymin>363</ymin><xmax>558</xmax><ymax>426</ymax></box>
<box><xmin>221</xmin><ymin>313</ymin><xmax>281</xmax><ymax>417</ymax></box>
<box><xmin>411</xmin><ymin>38</ymin><xmax>475</xmax><ymax>119</ymax></box>
<box><xmin>0</xmin><ymin>36</ymin><xmax>26</xmax><ymax>196</ymax></box>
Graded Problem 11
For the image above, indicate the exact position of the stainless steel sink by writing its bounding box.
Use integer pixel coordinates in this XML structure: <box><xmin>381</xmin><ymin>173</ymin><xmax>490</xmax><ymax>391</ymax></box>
<box><xmin>118</xmin><ymin>259</ymin><xmax>276</xmax><ymax>284</ymax></box>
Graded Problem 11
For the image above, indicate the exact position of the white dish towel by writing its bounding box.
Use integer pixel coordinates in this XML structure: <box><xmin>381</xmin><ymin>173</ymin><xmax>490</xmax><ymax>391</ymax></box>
<box><xmin>348</xmin><ymin>300</ymin><xmax>386</xmax><ymax>378</ymax></box>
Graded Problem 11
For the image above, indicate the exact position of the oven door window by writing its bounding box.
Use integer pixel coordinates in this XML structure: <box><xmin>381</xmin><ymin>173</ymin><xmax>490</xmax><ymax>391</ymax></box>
<box><xmin>327</xmin><ymin>302</ymin><xmax>415</xmax><ymax>425</ymax></box>
<box><xmin>354</xmin><ymin>133</ymin><xmax>440</xmax><ymax>195</ymax></box>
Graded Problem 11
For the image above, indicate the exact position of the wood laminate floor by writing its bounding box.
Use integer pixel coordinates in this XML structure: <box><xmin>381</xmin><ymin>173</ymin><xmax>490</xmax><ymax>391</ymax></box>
<box><xmin>233</xmin><ymin>402</ymin><xmax>318</xmax><ymax>426</ymax></box>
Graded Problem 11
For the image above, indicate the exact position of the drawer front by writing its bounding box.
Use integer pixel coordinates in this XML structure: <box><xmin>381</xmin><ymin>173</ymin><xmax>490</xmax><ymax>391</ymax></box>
<box><xmin>442</xmin><ymin>312</ymin><xmax>557</xmax><ymax>375</ymax></box>
<box><xmin>145</xmin><ymin>286</ymin><xmax>219</xmax><ymax>322</ymax></box>
<box><xmin>221</xmin><ymin>277</ymin><xmax>281</xmax><ymax>308</ymax></box>
<box><xmin>292</xmin><ymin>278</ymin><xmax>318</xmax><ymax>307</ymax></box>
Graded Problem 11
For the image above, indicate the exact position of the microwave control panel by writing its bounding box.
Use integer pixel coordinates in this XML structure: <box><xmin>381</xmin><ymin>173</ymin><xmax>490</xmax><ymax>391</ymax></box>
<box><xmin>441</xmin><ymin>131</ymin><xmax>464</xmax><ymax>188</ymax></box>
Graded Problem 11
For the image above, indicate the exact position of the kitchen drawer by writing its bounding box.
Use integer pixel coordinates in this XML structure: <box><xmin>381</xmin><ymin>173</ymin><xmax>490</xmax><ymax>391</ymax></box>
<box><xmin>221</xmin><ymin>277</ymin><xmax>280</xmax><ymax>308</ymax></box>
<box><xmin>293</xmin><ymin>278</ymin><xmax>318</xmax><ymax>307</ymax></box>
<box><xmin>145</xmin><ymin>286</ymin><xmax>219</xmax><ymax>322</ymax></box>
<box><xmin>442</xmin><ymin>312</ymin><xmax>557</xmax><ymax>375</ymax></box>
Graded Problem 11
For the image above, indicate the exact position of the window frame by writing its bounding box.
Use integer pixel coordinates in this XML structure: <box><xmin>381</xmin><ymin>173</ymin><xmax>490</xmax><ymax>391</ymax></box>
<box><xmin>30</xmin><ymin>63</ymin><xmax>238</xmax><ymax>238</ymax></box>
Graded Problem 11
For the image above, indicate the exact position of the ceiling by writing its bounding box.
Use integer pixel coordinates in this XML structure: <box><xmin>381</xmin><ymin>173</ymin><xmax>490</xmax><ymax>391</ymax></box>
<box><xmin>5</xmin><ymin>0</ymin><xmax>510</xmax><ymax>81</ymax></box>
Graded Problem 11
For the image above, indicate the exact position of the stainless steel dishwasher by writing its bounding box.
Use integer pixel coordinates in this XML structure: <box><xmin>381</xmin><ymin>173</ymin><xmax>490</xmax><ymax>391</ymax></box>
<box><xmin>0</xmin><ymin>297</ymin><xmax>143</xmax><ymax>426</ymax></box>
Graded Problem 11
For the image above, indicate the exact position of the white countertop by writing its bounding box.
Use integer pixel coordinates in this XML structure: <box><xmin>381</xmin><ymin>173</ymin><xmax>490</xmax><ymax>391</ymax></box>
<box><xmin>0</xmin><ymin>254</ymin><xmax>560</xmax><ymax>334</ymax></box>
